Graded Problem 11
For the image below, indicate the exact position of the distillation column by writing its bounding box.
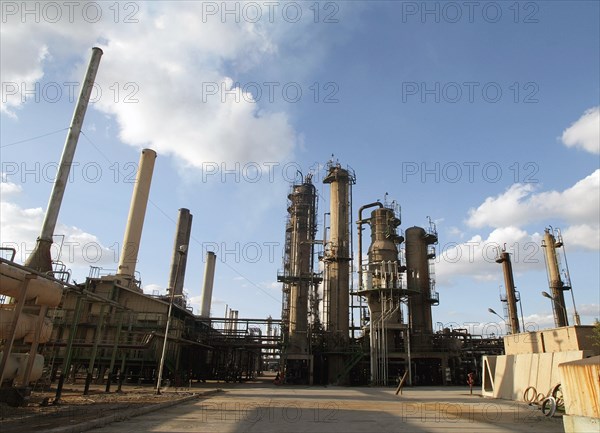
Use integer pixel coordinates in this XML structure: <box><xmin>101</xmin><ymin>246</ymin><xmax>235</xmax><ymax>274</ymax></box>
<box><xmin>363</xmin><ymin>205</ymin><xmax>404</xmax><ymax>385</ymax></box>
<box><xmin>542</xmin><ymin>229</ymin><xmax>569</xmax><ymax>327</ymax></box>
<box><xmin>323</xmin><ymin>165</ymin><xmax>352</xmax><ymax>340</ymax></box>
<box><xmin>286</xmin><ymin>178</ymin><xmax>317</xmax><ymax>354</ymax></box>
<box><xmin>405</xmin><ymin>227</ymin><xmax>437</xmax><ymax>344</ymax></box>
<box><xmin>323</xmin><ymin>164</ymin><xmax>354</xmax><ymax>384</ymax></box>
<box><xmin>495</xmin><ymin>251</ymin><xmax>521</xmax><ymax>334</ymax></box>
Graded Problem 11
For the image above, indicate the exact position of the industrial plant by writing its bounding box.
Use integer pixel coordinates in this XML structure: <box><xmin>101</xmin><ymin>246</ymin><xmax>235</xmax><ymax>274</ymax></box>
<box><xmin>0</xmin><ymin>47</ymin><xmax>597</xmax><ymax>433</ymax></box>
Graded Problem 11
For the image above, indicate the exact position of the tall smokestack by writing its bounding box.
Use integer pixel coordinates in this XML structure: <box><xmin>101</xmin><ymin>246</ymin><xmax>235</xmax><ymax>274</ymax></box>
<box><xmin>542</xmin><ymin>229</ymin><xmax>569</xmax><ymax>327</ymax></box>
<box><xmin>25</xmin><ymin>47</ymin><xmax>103</xmax><ymax>272</ymax></box>
<box><xmin>167</xmin><ymin>208</ymin><xmax>192</xmax><ymax>297</ymax></box>
<box><xmin>200</xmin><ymin>251</ymin><xmax>216</xmax><ymax>318</ymax></box>
<box><xmin>495</xmin><ymin>251</ymin><xmax>521</xmax><ymax>334</ymax></box>
<box><xmin>116</xmin><ymin>149</ymin><xmax>157</xmax><ymax>286</ymax></box>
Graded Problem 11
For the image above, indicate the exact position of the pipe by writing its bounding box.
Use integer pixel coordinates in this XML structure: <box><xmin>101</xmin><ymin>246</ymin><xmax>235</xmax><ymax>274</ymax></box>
<box><xmin>26</xmin><ymin>47</ymin><xmax>103</xmax><ymax>272</ymax></box>
<box><xmin>168</xmin><ymin>209</ymin><xmax>193</xmax><ymax>297</ymax></box>
<box><xmin>117</xmin><ymin>149</ymin><xmax>157</xmax><ymax>282</ymax></box>
<box><xmin>200</xmin><ymin>251</ymin><xmax>217</xmax><ymax>318</ymax></box>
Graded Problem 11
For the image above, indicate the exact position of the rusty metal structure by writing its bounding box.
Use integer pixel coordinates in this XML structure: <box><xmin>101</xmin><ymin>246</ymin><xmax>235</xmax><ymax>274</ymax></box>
<box><xmin>495</xmin><ymin>249</ymin><xmax>521</xmax><ymax>334</ymax></box>
<box><xmin>273</xmin><ymin>161</ymin><xmax>504</xmax><ymax>386</ymax></box>
<box><xmin>277</xmin><ymin>173</ymin><xmax>320</xmax><ymax>384</ymax></box>
<box><xmin>356</xmin><ymin>201</ymin><xmax>407</xmax><ymax>385</ymax></box>
<box><xmin>541</xmin><ymin>227</ymin><xmax>579</xmax><ymax>327</ymax></box>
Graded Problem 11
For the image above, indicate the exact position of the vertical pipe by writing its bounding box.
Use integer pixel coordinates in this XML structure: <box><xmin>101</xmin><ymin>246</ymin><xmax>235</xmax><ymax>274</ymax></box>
<box><xmin>84</xmin><ymin>304</ymin><xmax>106</xmax><ymax>394</ymax></box>
<box><xmin>25</xmin><ymin>47</ymin><xmax>103</xmax><ymax>272</ymax></box>
<box><xmin>117</xmin><ymin>149</ymin><xmax>157</xmax><ymax>281</ymax></box>
<box><xmin>168</xmin><ymin>209</ymin><xmax>192</xmax><ymax>297</ymax></box>
<box><xmin>200</xmin><ymin>252</ymin><xmax>217</xmax><ymax>318</ymax></box>
<box><xmin>106</xmin><ymin>311</ymin><xmax>124</xmax><ymax>393</ymax></box>
<box><xmin>55</xmin><ymin>294</ymin><xmax>84</xmax><ymax>402</ymax></box>
<box><xmin>496</xmin><ymin>252</ymin><xmax>521</xmax><ymax>334</ymax></box>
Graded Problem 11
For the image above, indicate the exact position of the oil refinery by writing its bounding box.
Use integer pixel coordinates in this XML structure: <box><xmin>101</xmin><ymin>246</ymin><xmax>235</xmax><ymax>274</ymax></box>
<box><xmin>0</xmin><ymin>47</ymin><xmax>598</xmax><ymax>433</ymax></box>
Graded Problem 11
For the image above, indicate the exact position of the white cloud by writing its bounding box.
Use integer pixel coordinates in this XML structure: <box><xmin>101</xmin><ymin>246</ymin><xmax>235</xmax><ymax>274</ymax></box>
<box><xmin>142</xmin><ymin>283</ymin><xmax>163</xmax><ymax>295</ymax></box>
<box><xmin>522</xmin><ymin>312</ymin><xmax>556</xmax><ymax>330</ymax></box>
<box><xmin>1</xmin><ymin>193</ymin><xmax>117</xmax><ymax>273</ymax></box>
<box><xmin>1</xmin><ymin>3</ymin><xmax>348</xmax><ymax>168</ymax></box>
<box><xmin>561</xmin><ymin>224</ymin><xmax>600</xmax><ymax>251</ymax></box>
<box><xmin>577</xmin><ymin>303</ymin><xmax>599</xmax><ymax>317</ymax></box>
<box><xmin>466</xmin><ymin>170</ymin><xmax>600</xmax><ymax>247</ymax></box>
<box><xmin>0</xmin><ymin>176</ymin><xmax>23</xmax><ymax>195</ymax></box>
<box><xmin>561</xmin><ymin>107</ymin><xmax>600</xmax><ymax>154</ymax></box>
<box><xmin>436</xmin><ymin>226</ymin><xmax>544</xmax><ymax>285</ymax></box>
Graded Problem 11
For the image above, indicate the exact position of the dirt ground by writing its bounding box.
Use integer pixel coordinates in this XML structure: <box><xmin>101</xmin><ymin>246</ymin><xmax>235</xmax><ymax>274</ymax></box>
<box><xmin>0</xmin><ymin>383</ymin><xmax>203</xmax><ymax>433</ymax></box>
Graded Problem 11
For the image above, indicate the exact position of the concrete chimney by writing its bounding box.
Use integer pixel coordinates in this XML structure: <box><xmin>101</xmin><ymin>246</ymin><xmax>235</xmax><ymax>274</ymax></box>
<box><xmin>25</xmin><ymin>47</ymin><xmax>103</xmax><ymax>272</ymax></box>
<box><xmin>117</xmin><ymin>148</ymin><xmax>157</xmax><ymax>285</ymax></box>
<box><xmin>167</xmin><ymin>208</ymin><xmax>192</xmax><ymax>297</ymax></box>
<box><xmin>200</xmin><ymin>251</ymin><xmax>216</xmax><ymax>318</ymax></box>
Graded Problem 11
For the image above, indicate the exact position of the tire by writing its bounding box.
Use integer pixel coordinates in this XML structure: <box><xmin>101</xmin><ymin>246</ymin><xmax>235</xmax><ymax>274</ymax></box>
<box><xmin>541</xmin><ymin>396</ymin><xmax>557</xmax><ymax>417</ymax></box>
<box><xmin>524</xmin><ymin>386</ymin><xmax>537</xmax><ymax>404</ymax></box>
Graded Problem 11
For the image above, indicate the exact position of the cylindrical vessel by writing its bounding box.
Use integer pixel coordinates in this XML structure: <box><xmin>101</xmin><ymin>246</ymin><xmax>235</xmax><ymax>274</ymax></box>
<box><xmin>405</xmin><ymin>226</ymin><xmax>433</xmax><ymax>335</ymax></box>
<box><xmin>0</xmin><ymin>264</ymin><xmax>63</xmax><ymax>307</ymax></box>
<box><xmin>0</xmin><ymin>353</ymin><xmax>44</xmax><ymax>382</ymax></box>
<box><xmin>368</xmin><ymin>207</ymin><xmax>400</xmax><ymax>289</ymax></box>
<box><xmin>0</xmin><ymin>310</ymin><xmax>53</xmax><ymax>343</ymax></box>
<box><xmin>323</xmin><ymin>166</ymin><xmax>351</xmax><ymax>339</ymax></box>
<box><xmin>287</xmin><ymin>181</ymin><xmax>317</xmax><ymax>353</ymax></box>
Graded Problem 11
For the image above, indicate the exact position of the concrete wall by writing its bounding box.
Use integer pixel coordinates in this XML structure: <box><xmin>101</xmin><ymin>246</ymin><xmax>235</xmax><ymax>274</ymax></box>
<box><xmin>503</xmin><ymin>326</ymin><xmax>595</xmax><ymax>355</ymax></box>
<box><xmin>483</xmin><ymin>350</ymin><xmax>592</xmax><ymax>401</ymax></box>
<box><xmin>559</xmin><ymin>356</ymin><xmax>600</xmax><ymax>418</ymax></box>
<box><xmin>559</xmin><ymin>356</ymin><xmax>600</xmax><ymax>433</ymax></box>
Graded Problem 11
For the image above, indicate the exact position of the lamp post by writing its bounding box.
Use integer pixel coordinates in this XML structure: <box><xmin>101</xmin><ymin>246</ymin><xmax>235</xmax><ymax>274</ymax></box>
<box><xmin>156</xmin><ymin>245</ymin><xmax>187</xmax><ymax>395</ymax></box>
<box><xmin>487</xmin><ymin>308</ymin><xmax>508</xmax><ymax>334</ymax></box>
<box><xmin>542</xmin><ymin>291</ymin><xmax>568</xmax><ymax>328</ymax></box>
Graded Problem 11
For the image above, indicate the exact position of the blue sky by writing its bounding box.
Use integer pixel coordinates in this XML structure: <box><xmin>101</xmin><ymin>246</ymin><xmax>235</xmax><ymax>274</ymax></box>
<box><xmin>1</xmin><ymin>1</ymin><xmax>599</xmax><ymax>333</ymax></box>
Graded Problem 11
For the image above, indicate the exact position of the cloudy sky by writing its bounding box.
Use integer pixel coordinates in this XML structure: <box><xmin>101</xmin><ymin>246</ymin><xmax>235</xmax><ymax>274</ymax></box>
<box><xmin>1</xmin><ymin>1</ymin><xmax>599</xmax><ymax>333</ymax></box>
